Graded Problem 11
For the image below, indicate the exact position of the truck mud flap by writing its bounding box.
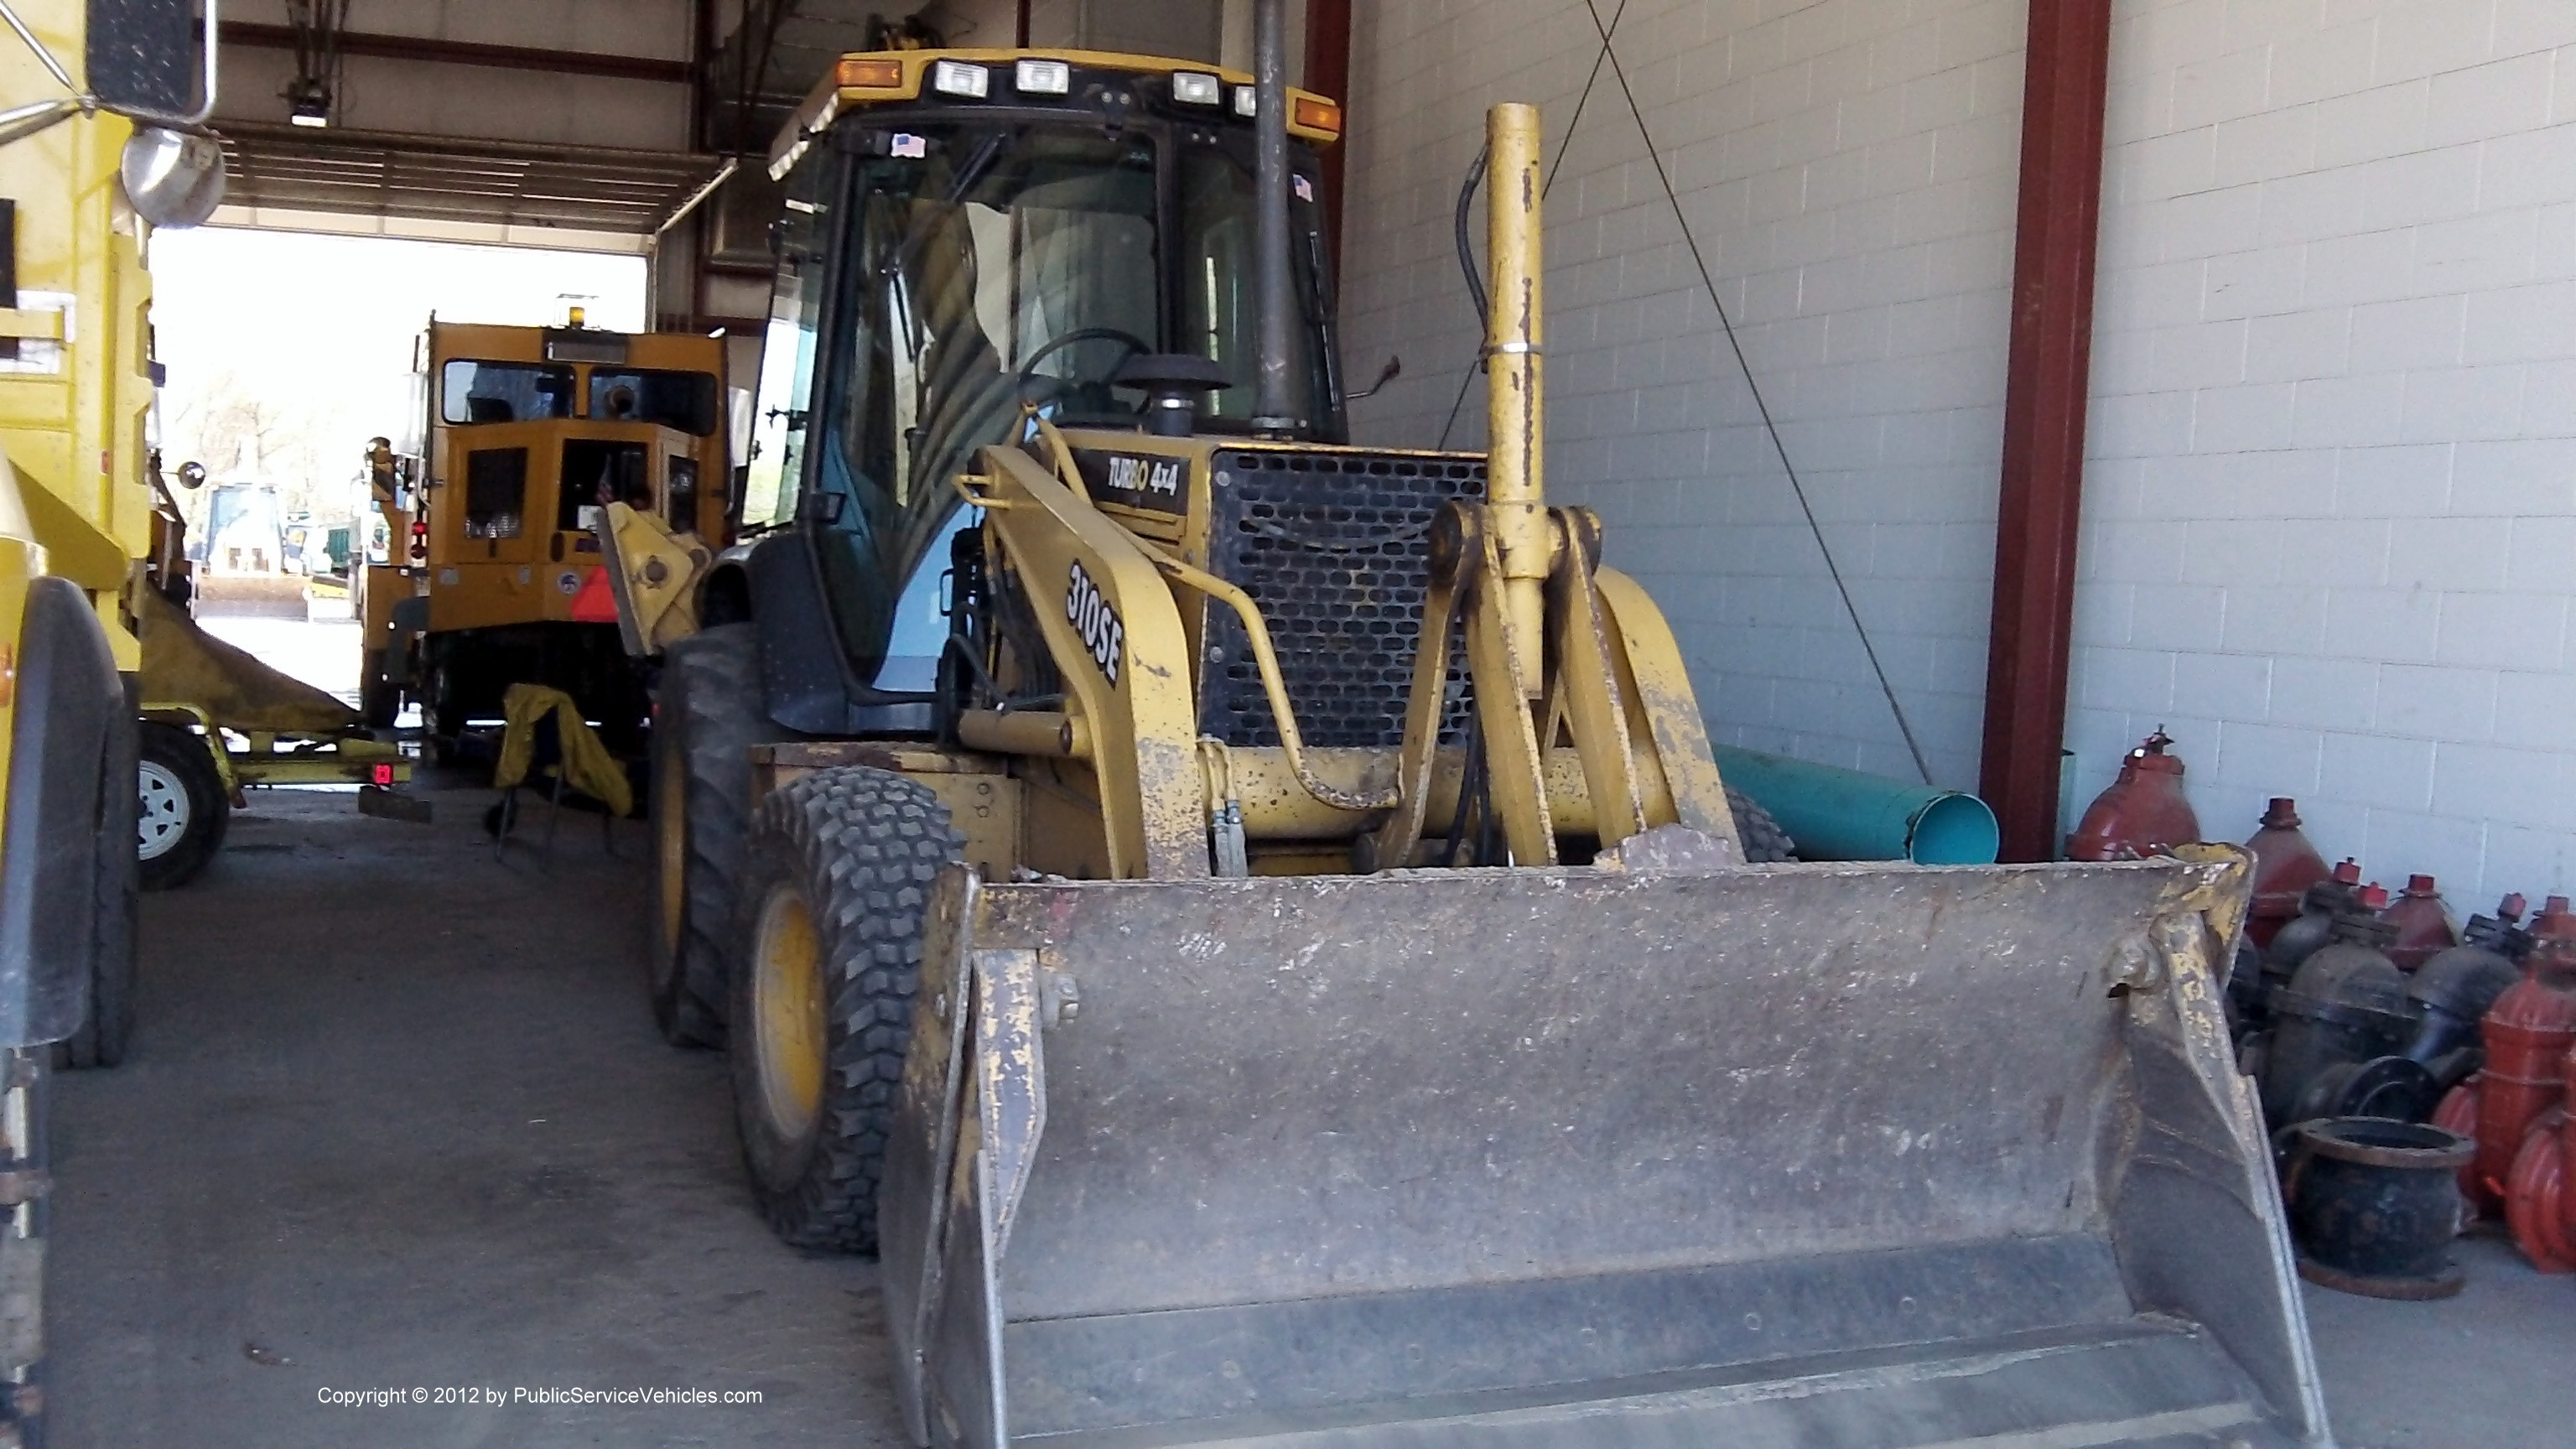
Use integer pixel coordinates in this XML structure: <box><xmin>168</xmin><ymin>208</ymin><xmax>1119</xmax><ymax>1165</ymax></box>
<box><xmin>879</xmin><ymin>856</ymin><xmax>2329</xmax><ymax>1448</ymax></box>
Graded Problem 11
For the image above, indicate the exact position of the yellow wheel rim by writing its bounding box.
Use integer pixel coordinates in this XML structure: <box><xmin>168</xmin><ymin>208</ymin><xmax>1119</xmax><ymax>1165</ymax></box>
<box><xmin>751</xmin><ymin>883</ymin><xmax>828</xmax><ymax>1140</ymax></box>
<box><xmin>654</xmin><ymin>756</ymin><xmax>686</xmax><ymax>960</ymax></box>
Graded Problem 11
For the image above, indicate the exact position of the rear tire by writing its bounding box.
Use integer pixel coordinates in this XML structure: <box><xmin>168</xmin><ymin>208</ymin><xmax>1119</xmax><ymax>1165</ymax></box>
<box><xmin>1728</xmin><ymin>785</ymin><xmax>1795</xmax><ymax>864</ymax></box>
<box><xmin>137</xmin><ymin>722</ymin><xmax>226</xmax><ymax>891</ymax></box>
<box><xmin>648</xmin><ymin>624</ymin><xmax>779</xmax><ymax>1047</ymax></box>
<box><xmin>65</xmin><ymin>716</ymin><xmax>138</xmax><ymax>1069</ymax></box>
<box><xmin>730</xmin><ymin>767</ymin><xmax>960</xmax><ymax>1253</ymax></box>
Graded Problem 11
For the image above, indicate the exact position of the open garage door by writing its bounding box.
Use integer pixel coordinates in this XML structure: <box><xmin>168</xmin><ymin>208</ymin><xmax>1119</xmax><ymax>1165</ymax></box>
<box><xmin>215</xmin><ymin>121</ymin><xmax>724</xmax><ymax>251</ymax></box>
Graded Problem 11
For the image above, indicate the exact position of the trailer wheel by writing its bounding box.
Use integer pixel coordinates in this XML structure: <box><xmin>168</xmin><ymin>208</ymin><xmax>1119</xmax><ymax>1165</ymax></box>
<box><xmin>648</xmin><ymin>624</ymin><xmax>779</xmax><ymax>1047</ymax></box>
<box><xmin>1728</xmin><ymin>785</ymin><xmax>1795</xmax><ymax>864</ymax></box>
<box><xmin>65</xmin><ymin>715</ymin><xmax>139</xmax><ymax>1068</ymax></box>
<box><xmin>137</xmin><ymin>721</ymin><xmax>226</xmax><ymax>891</ymax></box>
<box><xmin>358</xmin><ymin>647</ymin><xmax>401</xmax><ymax>729</ymax></box>
<box><xmin>730</xmin><ymin>766</ymin><xmax>960</xmax><ymax>1254</ymax></box>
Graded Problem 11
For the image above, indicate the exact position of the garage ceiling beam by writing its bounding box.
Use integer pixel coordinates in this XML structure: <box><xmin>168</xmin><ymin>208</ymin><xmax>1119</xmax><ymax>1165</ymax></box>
<box><xmin>1980</xmin><ymin>0</ymin><xmax>2114</xmax><ymax>862</ymax></box>
<box><xmin>216</xmin><ymin>21</ymin><xmax>693</xmax><ymax>85</ymax></box>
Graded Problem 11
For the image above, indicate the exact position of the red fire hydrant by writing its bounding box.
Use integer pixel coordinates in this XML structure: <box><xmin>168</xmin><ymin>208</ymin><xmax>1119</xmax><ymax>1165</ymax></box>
<box><xmin>2066</xmin><ymin>730</ymin><xmax>2202</xmax><ymax>861</ymax></box>
<box><xmin>2379</xmin><ymin>874</ymin><xmax>2459</xmax><ymax>972</ymax></box>
<box><xmin>2244</xmin><ymin>798</ymin><xmax>2330</xmax><ymax>952</ymax></box>
<box><xmin>2441</xmin><ymin>906</ymin><xmax>2576</xmax><ymax>1222</ymax></box>
<box><xmin>2505</xmin><ymin>1038</ymin><xmax>2576</xmax><ymax>1273</ymax></box>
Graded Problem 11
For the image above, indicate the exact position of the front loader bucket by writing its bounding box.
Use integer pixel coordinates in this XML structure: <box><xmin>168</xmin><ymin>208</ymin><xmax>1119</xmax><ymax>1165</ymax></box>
<box><xmin>880</xmin><ymin>855</ymin><xmax>2329</xmax><ymax>1449</ymax></box>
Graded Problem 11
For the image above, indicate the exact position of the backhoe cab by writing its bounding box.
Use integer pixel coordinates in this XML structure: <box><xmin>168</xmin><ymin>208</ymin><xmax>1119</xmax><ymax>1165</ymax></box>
<box><xmin>635</xmin><ymin>39</ymin><xmax>2332</xmax><ymax>1449</ymax></box>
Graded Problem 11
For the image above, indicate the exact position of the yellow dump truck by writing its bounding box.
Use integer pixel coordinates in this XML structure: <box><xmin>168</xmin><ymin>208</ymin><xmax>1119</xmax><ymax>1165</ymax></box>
<box><xmin>0</xmin><ymin>0</ymin><xmax>230</xmax><ymax>1434</ymax></box>
<box><xmin>0</xmin><ymin>0</ymin><xmax>213</xmax><ymax>1068</ymax></box>
<box><xmin>360</xmin><ymin>318</ymin><xmax>729</xmax><ymax>752</ymax></box>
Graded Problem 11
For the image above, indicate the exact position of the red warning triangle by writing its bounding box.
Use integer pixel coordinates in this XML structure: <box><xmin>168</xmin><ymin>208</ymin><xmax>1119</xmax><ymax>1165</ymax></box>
<box><xmin>570</xmin><ymin>565</ymin><xmax>621</xmax><ymax>624</ymax></box>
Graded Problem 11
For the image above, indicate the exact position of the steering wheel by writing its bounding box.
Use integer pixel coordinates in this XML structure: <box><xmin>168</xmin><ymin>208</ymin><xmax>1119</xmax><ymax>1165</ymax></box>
<box><xmin>1015</xmin><ymin>327</ymin><xmax>1152</xmax><ymax>392</ymax></box>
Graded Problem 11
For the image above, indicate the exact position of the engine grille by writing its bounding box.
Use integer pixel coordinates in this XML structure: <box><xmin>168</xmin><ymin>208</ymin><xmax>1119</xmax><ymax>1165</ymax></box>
<box><xmin>1201</xmin><ymin>449</ymin><xmax>1485</xmax><ymax>750</ymax></box>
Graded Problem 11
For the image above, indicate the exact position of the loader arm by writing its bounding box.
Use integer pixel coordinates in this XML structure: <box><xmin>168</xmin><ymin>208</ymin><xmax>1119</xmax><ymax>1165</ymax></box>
<box><xmin>962</xmin><ymin>445</ymin><xmax>1208</xmax><ymax>880</ymax></box>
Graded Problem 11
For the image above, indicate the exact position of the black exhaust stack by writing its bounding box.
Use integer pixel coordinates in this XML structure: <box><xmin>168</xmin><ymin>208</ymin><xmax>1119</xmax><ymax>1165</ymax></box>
<box><xmin>1250</xmin><ymin>0</ymin><xmax>1301</xmax><ymax>434</ymax></box>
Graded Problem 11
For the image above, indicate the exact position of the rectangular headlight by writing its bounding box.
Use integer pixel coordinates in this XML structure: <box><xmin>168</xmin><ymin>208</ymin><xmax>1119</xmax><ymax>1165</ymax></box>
<box><xmin>1015</xmin><ymin>59</ymin><xmax>1071</xmax><ymax>95</ymax></box>
<box><xmin>931</xmin><ymin>60</ymin><xmax>990</xmax><ymax>99</ymax></box>
<box><xmin>1171</xmin><ymin>71</ymin><xmax>1221</xmax><ymax>106</ymax></box>
<box><xmin>1232</xmin><ymin>85</ymin><xmax>1257</xmax><ymax>117</ymax></box>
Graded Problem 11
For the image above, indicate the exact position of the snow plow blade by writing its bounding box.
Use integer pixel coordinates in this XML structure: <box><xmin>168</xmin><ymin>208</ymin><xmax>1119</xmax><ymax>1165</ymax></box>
<box><xmin>880</xmin><ymin>852</ymin><xmax>2329</xmax><ymax>1448</ymax></box>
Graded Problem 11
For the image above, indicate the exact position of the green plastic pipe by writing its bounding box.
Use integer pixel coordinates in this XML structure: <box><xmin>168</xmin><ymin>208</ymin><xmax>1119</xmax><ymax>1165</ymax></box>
<box><xmin>1712</xmin><ymin>745</ymin><xmax>2000</xmax><ymax>865</ymax></box>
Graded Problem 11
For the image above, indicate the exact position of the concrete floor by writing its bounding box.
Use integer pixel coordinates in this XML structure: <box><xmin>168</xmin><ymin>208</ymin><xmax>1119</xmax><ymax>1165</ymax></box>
<box><xmin>53</xmin><ymin>787</ymin><xmax>905</xmax><ymax>1448</ymax></box>
<box><xmin>46</xmin><ymin>685</ymin><xmax>2576</xmax><ymax>1445</ymax></box>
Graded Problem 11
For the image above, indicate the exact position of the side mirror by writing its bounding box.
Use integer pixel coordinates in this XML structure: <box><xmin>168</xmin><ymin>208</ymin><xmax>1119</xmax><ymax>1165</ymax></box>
<box><xmin>176</xmin><ymin>460</ymin><xmax>207</xmax><ymax>490</ymax></box>
<box><xmin>1346</xmin><ymin>355</ymin><xmax>1402</xmax><ymax>402</ymax></box>
<box><xmin>86</xmin><ymin>0</ymin><xmax>199</xmax><ymax>117</ymax></box>
<box><xmin>121</xmin><ymin>126</ymin><xmax>226</xmax><ymax>229</ymax></box>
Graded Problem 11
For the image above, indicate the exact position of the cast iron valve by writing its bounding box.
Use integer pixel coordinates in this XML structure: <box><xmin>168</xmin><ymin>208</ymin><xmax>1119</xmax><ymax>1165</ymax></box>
<box><xmin>2260</xmin><ymin>885</ymin><xmax>2418</xmax><ymax>1130</ymax></box>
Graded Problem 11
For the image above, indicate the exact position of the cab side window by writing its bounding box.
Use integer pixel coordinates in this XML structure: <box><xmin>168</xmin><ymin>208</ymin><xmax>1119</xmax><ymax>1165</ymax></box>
<box><xmin>739</xmin><ymin>158</ymin><xmax>834</xmax><ymax>531</ymax></box>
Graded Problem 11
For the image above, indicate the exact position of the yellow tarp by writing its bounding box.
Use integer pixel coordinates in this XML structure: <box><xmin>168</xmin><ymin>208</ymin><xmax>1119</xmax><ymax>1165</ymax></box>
<box><xmin>493</xmin><ymin>683</ymin><xmax>633</xmax><ymax>818</ymax></box>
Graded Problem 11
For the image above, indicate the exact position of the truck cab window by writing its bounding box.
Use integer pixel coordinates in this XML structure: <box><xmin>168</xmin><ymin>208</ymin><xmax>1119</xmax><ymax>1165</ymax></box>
<box><xmin>587</xmin><ymin>368</ymin><xmax>720</xmax><ymax>434</ymax></box>
<box><xmin>441</xmin><ymin>361</ymin><xmax>574</xmax><ymax>424</ymax></box>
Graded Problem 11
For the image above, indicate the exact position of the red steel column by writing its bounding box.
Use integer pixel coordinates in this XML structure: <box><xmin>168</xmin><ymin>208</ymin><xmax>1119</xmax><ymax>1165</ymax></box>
<box><xmin>1302</xmin><ymin>0</ymin><xmax>1352</xmax><ymax>265</ymax></box>
<box><xmin>1981</xmin><ymin>0</ymin><xmax>2116</xmax><ymax>862</ymax></box>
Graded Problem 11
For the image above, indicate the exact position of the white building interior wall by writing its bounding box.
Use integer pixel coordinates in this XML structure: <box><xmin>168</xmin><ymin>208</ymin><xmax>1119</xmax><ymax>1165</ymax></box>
<box><xmin>2080</xmin><ymin>0</ymin><xmax>2576</xmax><ymax>901</ymax></box>
<box><xmin>1338</xmin><ymin>0</ymin><xmax>2576</xmax><ymax>898</ymax></box>
<box><xmin>1340</xmin><ymin>0</ymin><xmax>2028</xmax><ymax>792</ymax></box>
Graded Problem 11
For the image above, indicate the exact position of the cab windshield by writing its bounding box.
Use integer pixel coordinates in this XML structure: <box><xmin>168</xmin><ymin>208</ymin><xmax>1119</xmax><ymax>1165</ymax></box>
<box><xmin>764</xmin><ymin>117</ymin><xmax>1341</xmax><ymax>693</ymax></box>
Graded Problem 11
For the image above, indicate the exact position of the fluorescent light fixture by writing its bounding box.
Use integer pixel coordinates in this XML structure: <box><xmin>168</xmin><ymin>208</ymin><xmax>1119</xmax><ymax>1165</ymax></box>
<box><xmin>1015</xmin><ymin>59</ymin><xmax>1071</xmax><ymax>95</ymax></box>
<box><xmin>285</xmin><ymin>75</ymin><xmax>333</xmax><ymax>127</ymax></box>
<box><xmin>1232</xmin><ymin>85</ymin><xmax>1257</xmax><ymax>117</ymax></box>
<box><xmin>931</xmin><ymin>60</ymin><xmax>990</xmax><ymax>99</ymax></box>
<box><xmin>1171</xmin><ymin>71</ymin><xmax>1221</xmax><ymax>106</ymax></box>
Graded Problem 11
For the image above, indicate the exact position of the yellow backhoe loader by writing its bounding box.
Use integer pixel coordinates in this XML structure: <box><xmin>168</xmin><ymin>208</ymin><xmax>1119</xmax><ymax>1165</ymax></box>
<box><xmin>627</xmin><ymin>21</ymin><xmax>2329</xmax><ymax>1446</ymax></box>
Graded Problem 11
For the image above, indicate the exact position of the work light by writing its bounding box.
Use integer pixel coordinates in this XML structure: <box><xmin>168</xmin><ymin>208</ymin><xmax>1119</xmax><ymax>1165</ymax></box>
<box><xmin>931</xmin><ymin>60</ymin><xmax>989</xmax><ymax>99</ymax></box>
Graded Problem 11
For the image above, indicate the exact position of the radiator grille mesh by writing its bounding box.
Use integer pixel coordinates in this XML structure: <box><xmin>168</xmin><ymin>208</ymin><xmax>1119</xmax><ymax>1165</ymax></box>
<box><xmin>1200</xmin><ymin>449</ymin><xmax>1485</xmax><ymax>750</ymax></box>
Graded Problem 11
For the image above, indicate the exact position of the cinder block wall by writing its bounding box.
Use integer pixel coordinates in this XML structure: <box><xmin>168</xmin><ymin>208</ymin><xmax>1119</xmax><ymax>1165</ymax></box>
<box><xmin>1339</xmin><ymin>0</ymin><xmax>2029</xmax><ymax>790</ymax></box>
<box><xmin>2079</xmin><ymin>0</ymin><xmax>2576</xmax><ymax>899</ymax></box>
<box><xmin>1338</xmin><ymin>0</ymin><xmax>2576</xmax><ymax>897</ymax></box>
